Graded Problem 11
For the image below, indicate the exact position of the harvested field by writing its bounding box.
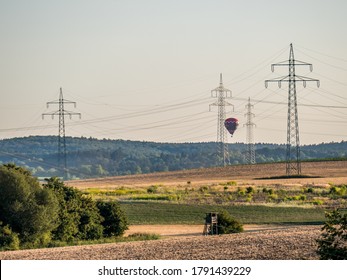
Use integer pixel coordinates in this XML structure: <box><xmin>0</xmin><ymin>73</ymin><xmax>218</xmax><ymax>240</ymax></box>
<box><xmin>69</xmin><ymin>161</ymin><xmax>347</xmax><ymax>189</ymax></box>
<box><xmin>124</xmin><ymin>224</ymin><xmax>296</xmax><ymax>236</ymax></box>
<box><xmin>0</xmin><ymin>226</ymin><xmax>321</xmax><ymax>260</ymax></box>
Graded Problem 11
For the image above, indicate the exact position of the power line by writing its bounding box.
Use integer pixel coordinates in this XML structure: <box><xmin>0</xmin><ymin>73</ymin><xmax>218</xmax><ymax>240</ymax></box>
<box><xmin>42</xmin><ymin>87</ymin><xmax>81</xmax><ymax>179</ymax></box>
<box><xmin>296</xmin><ymin>45</ymin><xmax>347</xmax><ymax>63</ymax></box>
<box><xmin>233</xmin><ymin>97</ymin><xmax>347</xmax><ymax>109</ymax></box>
<box><xmin>209</xmin><ymin>74</ymin><xmax>234</xmax><ymax>166</ymax></box>
<box><xmin>1</xmin><ymin>94</ymin><xmax>345</xmax><ymax>135</ymax></box>
<box><xmin>295</xmin><ymin>48</ymin><xmax>347</xmax><ymax>72</ymax></box>
<box><xmin>244</xmin><ymin>98</ymin><xmax>256</xmax><ymax>164</ymax></box>
<box><xmin>265</xmin><ymin>43</ymin><xmax>320</xmax><ymax>176</ymax></box>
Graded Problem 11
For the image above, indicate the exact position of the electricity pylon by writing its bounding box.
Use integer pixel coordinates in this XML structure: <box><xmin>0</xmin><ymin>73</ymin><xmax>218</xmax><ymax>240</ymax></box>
<box><xmin>244</xmin><ymin>97</ymin><xmax>256</xmax><ymax>164</ymax></box>
<box><xmin>265</xmin><ymin>44</ymin><xmax>319</xmax><ymax>176</ymax></box>
<box><xmin>42</xmin><ymin>87</ymin><xmax>81</xmax><ymax>179</ymax></box>
<box><xmin>209</xmin><ymin>73</ymin><xmax>234</xmax><ymax>166</ymax></box>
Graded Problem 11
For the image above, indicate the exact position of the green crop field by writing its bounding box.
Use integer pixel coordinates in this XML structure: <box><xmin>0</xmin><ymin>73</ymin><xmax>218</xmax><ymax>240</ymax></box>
<box><xmin>120</xmin><ymin>201</ymin><xmax>326</xmax><ymax>225</ymax></box>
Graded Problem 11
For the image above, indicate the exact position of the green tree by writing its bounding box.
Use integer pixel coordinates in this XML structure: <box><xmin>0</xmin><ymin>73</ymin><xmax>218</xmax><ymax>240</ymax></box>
<box><xmin>43</xmin><ymin>177</ymin><xmax>81</xmax><ymax>241</ymax></box>
<box><xmin>96</xmin><ymin>201</ymin><xmax>128</xmax><ymax>237</ymax></box>
<box><xmin>0</xmin><ymin>164</ymin><xmax>58</xmax><ymax>246</ymax></box>
<box><xmin>77</xmin><ymin>196</ymin><xmax>104</xmax><ymax>240</ymax></box>
<box><xmin>217</xmin><ymin>210</ymin><xmax>244</xmax><ymax>234</ymax></box>
<box><xmin>43</xmin><ymin>177</ymin><xmax>103</xmax><ymax>241</ymax></box>
<box><xmin>93</xmin><ymin>164</ymin><xmax>108</xmax><ymax>177</ymax></box>
<box><xmin>317</xmin><ymin>209</ymin><xmax>347</xmax><ymax>260</ymax></box>
<box><xmin>0</xmin><ymin>221</ymin><xmax>20</xmax><ymax>250</ymax></box>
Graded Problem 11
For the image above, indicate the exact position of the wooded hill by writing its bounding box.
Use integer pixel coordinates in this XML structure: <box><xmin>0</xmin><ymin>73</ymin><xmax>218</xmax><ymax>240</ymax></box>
<box><xmin>0</xmin><ymin>136</ymin><xmax>346</xmax><ymax>179</ymax></box>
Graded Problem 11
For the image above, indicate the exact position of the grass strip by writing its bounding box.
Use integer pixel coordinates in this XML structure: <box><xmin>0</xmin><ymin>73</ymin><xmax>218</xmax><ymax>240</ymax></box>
<box><xmin>120</xmin><ymin>201</ymin><xmax>326</xmax><ymax>225</ymax></box>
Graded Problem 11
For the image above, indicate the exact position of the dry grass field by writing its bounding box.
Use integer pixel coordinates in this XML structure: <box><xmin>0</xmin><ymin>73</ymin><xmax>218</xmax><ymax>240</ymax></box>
<box><xmin>69</xmin><ymin>161</ymin><xmax>347</xmax><ymax>189</ymax></box>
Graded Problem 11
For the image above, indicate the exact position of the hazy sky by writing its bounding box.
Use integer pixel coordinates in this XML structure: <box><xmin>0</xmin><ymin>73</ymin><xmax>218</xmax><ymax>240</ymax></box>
<box><xmin>1</xmin><ymin>0</ymin><xmax>346</xmax><ymax>145</ymax></box>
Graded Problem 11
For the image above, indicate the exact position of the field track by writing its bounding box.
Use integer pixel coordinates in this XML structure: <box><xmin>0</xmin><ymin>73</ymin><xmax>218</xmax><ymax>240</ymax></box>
<box><xmin>124</xmin><ymin>224</ymin><xmax>304</xmax><ymax>237</ymax></box>
<box><xmin>0</xmin><ymin>225</ymin><xmax>320</xmax><ymax>260</ymax></box>
<box><xmin>69</xmin><ymin>161</ymin><xmax>347</xmax><ymax>189</ymax></box>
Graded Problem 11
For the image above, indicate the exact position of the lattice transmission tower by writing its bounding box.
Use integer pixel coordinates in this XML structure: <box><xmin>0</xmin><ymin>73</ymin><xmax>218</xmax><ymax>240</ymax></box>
<box><xmin>42</xmin><ymin>87</ymin><xmax>81</xmax><ymax>179</ymax></box>
<box><xmin>209</xmin><ymin>73</ymin><xmax>234</xmax><ymax>166</ymax></box>
<box><xmin>265</xmin><ymin>44</ymin><xmax>319</xmax><ymax>176</ymax></box>
<box><xmin>244</xmin><ymin>97</ymin><xmax>256</xmax><ymax>164</ymax></box>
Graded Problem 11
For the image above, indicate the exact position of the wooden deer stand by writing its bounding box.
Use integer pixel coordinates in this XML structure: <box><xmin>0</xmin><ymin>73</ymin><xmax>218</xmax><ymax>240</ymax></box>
<box><xmin>203</xmin><ymin>212</ymin><xmax>218</xmax><ymax>235</ymax></box>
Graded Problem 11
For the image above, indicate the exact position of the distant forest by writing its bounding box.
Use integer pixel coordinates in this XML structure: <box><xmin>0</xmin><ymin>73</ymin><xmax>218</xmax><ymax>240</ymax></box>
<box><xmin>0</xmin><ymin>136</ymin><xmax>346</xmax><ymax>179</ymax></box>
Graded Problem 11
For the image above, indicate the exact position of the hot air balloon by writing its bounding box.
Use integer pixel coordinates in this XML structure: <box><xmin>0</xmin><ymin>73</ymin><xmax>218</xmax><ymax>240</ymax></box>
<box><xmin>224</xmin><ymin>118</ymin><xmax>239</xmax><ymax>137</ymax></box>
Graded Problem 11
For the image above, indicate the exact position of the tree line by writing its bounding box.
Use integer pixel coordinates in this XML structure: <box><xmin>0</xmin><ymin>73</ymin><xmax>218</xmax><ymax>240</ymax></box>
<box><xmin>0</xmin><ymin>136</ymin><xmax>347</xmax><ymax>179</ymax></box>
<box><xmin>0</xmin><ymin>164</ymin><xmax>128</xmax><ymax>250</ymax></box>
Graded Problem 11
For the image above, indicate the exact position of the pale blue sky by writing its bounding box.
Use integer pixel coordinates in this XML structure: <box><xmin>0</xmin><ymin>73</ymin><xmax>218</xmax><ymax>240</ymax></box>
<box><xmin>1</xmin><ymin>0</ymin><xmax>346</xmax><ymax>144</ymax></box>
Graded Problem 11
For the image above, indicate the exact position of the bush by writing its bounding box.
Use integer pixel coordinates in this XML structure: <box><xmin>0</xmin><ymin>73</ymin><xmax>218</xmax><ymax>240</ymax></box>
<box><xmin>237</xmin><ymin>188</ymin><xmax>246</xmax><ymax>196</ymax></box>
<box><xmin>246</xmin><ymin>187</ymin><xmax>254</xmax><ymax>194</ymax></box>
<box><xmin>262</xmin><ymin>188</ymin><xmax>274</xmax><ymax>195</ymax></box>
<box><xmin>127</xmin><ymin>233</ymin><xmax>160</xmax><ymax>240</ymax></box>
<box><xmin>199</xmin><ymin>186</ymin><xmax>209</xmax><ymax>193</ymax></box>
<box><xmin>0</xmin><ymin>168</ymin><xmax>131</xmax><ymax>250</ymax></box>
<box><xmin>78</xmin><ymin>196</ymin><xmax>104</xmax><ymax>240</ymax></box>
<box><xmin>96</xmin><ymin>201</ymin><xmax>128</xmax><ymax>237</ymax></box>
<box><xmin>305</xmin><ymin>187</ymin><xmax>314</xmax><ymax>193</ymax></box>
<box><xmin>329</xmin><ymin>185</ymin><xmax>347</xmax><ymax>196</ymax></box>
<box><xmin>312</xmin><ymin>199</ymin><xmax>323</xmax><ymax>206</ymax></box>
<box><xmin>0</xmin><ymin>164</ymin><xmax>58</xmax><ymax>245</ymax></box>
<box><xmin>43</xmin><ymin>177</ymin><xmax>104</xmax><ymax>241</ymax></box>
<box><xmin>147</xmin><ymin>185</ymin><xmax>158</xmax><ymax>193</ymax></box>
<box><xmin>0</xmin><ymin>222</ymin><xmax>20</xmax><ymax>250</ymax></box>
<box><xmin>317</xmin><ymin>209</ymin><xmax>347</xmax><ymax>260</ymax></box>
<box><xmin>217</xmin><ymin>210</ymin><xmax>244</xmax><ymax>234</ymax></box>
<box><xmin>267</xmin><ymin>193</ymin><xmax>278</xmax><ymax>202</ymax></box>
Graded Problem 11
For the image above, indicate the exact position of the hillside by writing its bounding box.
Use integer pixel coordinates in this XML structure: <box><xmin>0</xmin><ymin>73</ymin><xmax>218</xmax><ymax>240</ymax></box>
<box><xmin>1</xmin><ymin>136</ymin><xmax>347</xmax><ymax>179</ymax></box>
<box><xmin>69</xmin><ymin>160</ymin><xmax>347</xmax><ymax>189</ymax></box>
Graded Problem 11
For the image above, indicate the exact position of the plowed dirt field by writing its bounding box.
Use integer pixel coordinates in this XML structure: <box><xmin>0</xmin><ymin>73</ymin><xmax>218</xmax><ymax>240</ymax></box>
<box><xmin>0</xmin><ymin>226</ymin><xmax>320</xmax><ymax>260</ymax></box>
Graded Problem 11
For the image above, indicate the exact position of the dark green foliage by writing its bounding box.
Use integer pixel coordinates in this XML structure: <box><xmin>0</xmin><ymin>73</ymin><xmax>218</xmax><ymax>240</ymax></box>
<box><xmin>0</xmin><ymin>166</ymin><xmax>131</xmax><ymax>250</ymax></box>
<box><xmin>306</xmin><ymin>187</ymin><xmax>314</xmax><ymax>193</ymax></box>
<box><xmin>262</xmin><ymin>188</ymin><xmax>274</xmax><ymax>195</ymax></box>
<box><xmin>127</xmin><ymin>233</ymin><xmax>160</xmax><ymax>240</ymax></box>
<box><xmin>217</xmin><ymin>210</ymin><xmax>244</xmax><ymax>234</ymax></box>
<box><xmin>257</xmin><ymin>174</ymin><xmax>320</xmax><ymax>180</ymax></box>
<box><xmin>147</xmin><ymin>185</ymin><xmax>158</xmax><ymax>193</ymax></box>
<box><xmin>43</xmin><ymin>177</ymin><xmax>104</xmax><ymax>241</ymax></box>
<box><xmin>77</xmin><ymin>196</ymin><xmax>104</xmax><ymax>240</ymax></box>
<box><xmin>246</xmin><ymin>187</ymin><xmax>254</xmax><ymax>194</ymax></box>
<box><xmin>43</xmin><ymin>177</ymin><xmax>81</xmax><ymax>241</ymax></box>
<box><xmin>0</xmin><ymin>164</ymin><xmax>58</xmax><ymax>245</ymax></box>
<box><xmin>317</xmin><ymin>210</ymin><xmax>347</xmax><ymax>260</ymax></box>
<box><xmin>0</xmin><ymin>222</ymin><xmax>20</xmax><ymax>250</ymax></box>
<box><xmin>1</xmin><ymin>136</ymin><xmax>347</xmax><ymax>179</ymax></box>
<box><xmin>96</xmin><ymin>201</ymin><xmax>129</xmax><ymax>237</ymax></box>
<box><xmin>329</xmin><ymin>185</ymin><xmax>347</xmax><ymax>196</ymax></box>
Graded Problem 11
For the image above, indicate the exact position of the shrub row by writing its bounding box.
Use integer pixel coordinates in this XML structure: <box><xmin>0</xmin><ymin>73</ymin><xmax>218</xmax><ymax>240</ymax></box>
<box><xmin>0</xmin><ymin>164</ymin><xmax>128</xmax><ymax>250</ymax></box>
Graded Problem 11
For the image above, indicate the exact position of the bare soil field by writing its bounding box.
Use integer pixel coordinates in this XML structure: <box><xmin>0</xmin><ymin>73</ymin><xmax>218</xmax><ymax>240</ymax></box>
<box><xmin>69</xmin><ymin>161</ymin><xmax>347</xmax><ymax>189</ymax></box>
<box><xmin>0</xmin><ymin>226</ymin><xmax>321</xmax><ymax>260</ymax></box>
<box><xmin>124</xmin><ymin>224</ymin><xmax>292</xmax><ymax>237</ymax></box>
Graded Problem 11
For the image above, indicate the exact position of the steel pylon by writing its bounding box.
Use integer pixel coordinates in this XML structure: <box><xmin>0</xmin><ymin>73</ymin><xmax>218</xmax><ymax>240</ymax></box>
<box><xmin>265</xmin><ymin>44</ymin><xmax>320</xmax><ymax>175</ymax></box>
<box><xmin>209</xmin><ymin>74</ymin><xmax>234</xmax><ymax>166</ymax></box>
<box><xmin>42</xmin><ymin>87</ymin><xmax>81</xmax><ymax>179</ymax></box>
<box><xmin>244</xmin><ymin>97</ymin><xmax>256</xmax><ymax>164</ymax></box>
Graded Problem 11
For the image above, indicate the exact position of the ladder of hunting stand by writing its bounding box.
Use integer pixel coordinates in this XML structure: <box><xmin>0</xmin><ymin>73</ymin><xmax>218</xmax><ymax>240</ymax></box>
<box><xmin>203</xmin><ymin>212</ymin><xmax>218</xmax><ymax>235</ymax></box>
